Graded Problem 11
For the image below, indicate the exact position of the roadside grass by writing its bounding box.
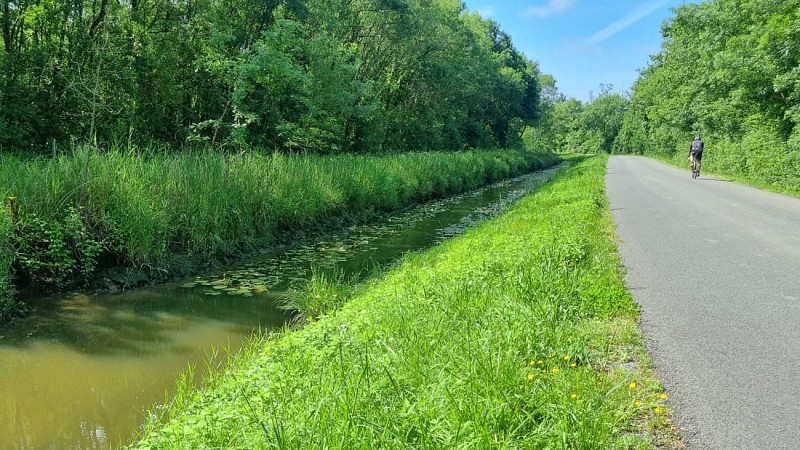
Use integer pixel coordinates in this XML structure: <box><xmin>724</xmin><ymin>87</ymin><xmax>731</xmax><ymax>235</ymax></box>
<box><xmin>131</xmin><ymin>155</ymin><xmax>681</xmax><ymax>449</ymax></box>
<box><xmin>0</xmin><ymin>146</ymin><xmax>557</xmax><ymax>318</ymax></box>
<box><xmin>657</xmin><ymin>153</ymin><xmax>800</xmax><ymax>198</ymax></box>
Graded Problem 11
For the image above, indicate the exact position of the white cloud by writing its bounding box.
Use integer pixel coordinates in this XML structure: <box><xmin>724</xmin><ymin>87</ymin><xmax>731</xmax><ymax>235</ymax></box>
<box><xmin>476</xmin><ymin>7</ymin><xmax>495</xmax><ymax>18</ymax></box>
<box><xmin>524</xmin><ymin>0</ymin><xmax>577</xmax><ymax>18</ymax></box>
<box><xmin>585</xmin><ymin>0</ymin><xmax>669</xmax><ymax>45</ymax></box>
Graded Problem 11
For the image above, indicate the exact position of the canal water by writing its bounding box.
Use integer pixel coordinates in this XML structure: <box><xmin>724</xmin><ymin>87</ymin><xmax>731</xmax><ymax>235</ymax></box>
<box><xmin>0</xmin><ymin>165</ymin><xmax>561</xmax><ymax>449</ymax></box>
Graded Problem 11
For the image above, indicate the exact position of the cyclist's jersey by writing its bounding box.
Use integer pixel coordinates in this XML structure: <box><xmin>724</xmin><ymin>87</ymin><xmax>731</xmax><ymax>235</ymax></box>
<box><xmin>690</xmin><ymin>139</ymin><xmax>704</xmax><ymax>153</ymax></box>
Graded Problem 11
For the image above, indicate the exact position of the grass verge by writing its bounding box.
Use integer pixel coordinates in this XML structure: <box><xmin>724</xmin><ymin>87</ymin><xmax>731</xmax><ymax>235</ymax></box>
<box><xmin>131</xmin><ymin>155</ymin><xmax>681</xmax><ymax>449</ymax></box>
<box><xmin>656</xmin><ymin>153</ymin><xmax>800</xmax><ymax>198</ymax></box>
<box><xmin>0</xmin><ymin>147</ymin><xmax>557</xmax><ymax>320</ymax></box>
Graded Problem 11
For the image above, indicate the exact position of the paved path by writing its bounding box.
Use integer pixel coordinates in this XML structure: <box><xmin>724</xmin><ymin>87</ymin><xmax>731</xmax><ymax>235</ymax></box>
<box><xmin>605</xmin><ymin>156</ymin><xmax>800</xmax><ymax>449</ymax></box>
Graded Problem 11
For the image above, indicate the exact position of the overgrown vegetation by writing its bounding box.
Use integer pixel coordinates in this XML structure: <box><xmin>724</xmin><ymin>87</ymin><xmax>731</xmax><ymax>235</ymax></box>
<box><xmin>0</xmin><ymin>147</ymin><xmax>558</xmax><ymax>319</ymax></box>
<box><xmin>0</xmin><ymin>203</ymin><xmax>17</xmax><ymax>321</ymax></box>
<box><xmin>613</xmin><ymin>0</ymin><xmax>800</xmax><ymax>194</ymax></box>
<box><xmin>281</xmin><ymin>266</ymin><xmax>358</xmax><ymax>325</ymax></box>
<box><xmin>526</xmin><ymin>82</ymin><xmax>629</xmax><ymax>155</ymax></box>
<box><xmin>1</xmin><ymin>0</ymin><xmax>542</xmax><ymax>153</ymax></box>
<box><xmin>131</xmin><ymin>156</ymin><xmax>679</xmax><ymax>449</ymax></box>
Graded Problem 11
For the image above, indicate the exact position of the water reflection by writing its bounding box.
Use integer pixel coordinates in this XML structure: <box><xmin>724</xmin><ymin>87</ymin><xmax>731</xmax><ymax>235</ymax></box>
<box><xmin>0</xmin><ymin>165</ymin><xmax>561</xmax><ymax>449</ymax></box>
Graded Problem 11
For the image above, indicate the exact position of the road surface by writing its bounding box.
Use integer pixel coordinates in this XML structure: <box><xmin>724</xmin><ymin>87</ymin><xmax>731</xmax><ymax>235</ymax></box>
<box><xmin>606</xmin><ymin>156</ymin><xmax>800</xmax><ymax>449</ymax></box>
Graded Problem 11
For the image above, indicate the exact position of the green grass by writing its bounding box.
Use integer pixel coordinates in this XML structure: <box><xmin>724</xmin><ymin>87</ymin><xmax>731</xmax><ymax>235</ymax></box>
<box><xmin>0</xmin><ymin>146</ymin><xmax>558</xmax><ymax>317</ymax></box>
<box><xmin>651</xmin><ymin>152</ymin><xmax>800</xmax><ymax>199</ymax></box>
<box><xmin>0</xmin><ymin>204</ymin><xmax>16</xmax><ymax>321</ymax></box>
<box><xmin>131</xmin><ymin>155</ymin><xmax>680</xmax><ymax>449</ymax></box>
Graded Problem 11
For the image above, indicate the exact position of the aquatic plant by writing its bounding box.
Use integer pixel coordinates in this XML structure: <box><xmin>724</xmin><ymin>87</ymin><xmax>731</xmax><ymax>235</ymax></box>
<box><xmin>0</xmin><ymin>147</ymin><xmax>558</xmax><ymax>300</ymax></box>
<box><xmin>131</xmin><ymin>156</ymin><xmax>679</xmax><ymax>449</ymax></box>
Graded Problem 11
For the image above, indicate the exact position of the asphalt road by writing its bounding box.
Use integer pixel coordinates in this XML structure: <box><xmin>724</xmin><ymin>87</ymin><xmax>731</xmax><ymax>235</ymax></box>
<box><xmin>606</xmin><ymin>156</ymin><xmax>800</xmax><ymax>449</ymax></box>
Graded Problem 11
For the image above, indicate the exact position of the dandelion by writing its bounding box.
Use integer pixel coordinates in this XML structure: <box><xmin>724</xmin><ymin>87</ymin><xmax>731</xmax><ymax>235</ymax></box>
<box><xmin>628</xmin><ymin>382</ymin><xmax>637</xmax><ymax>390</ymax></box>
<box><xmin>570</xmin><ymin>393</ymin><xmax>578</xmax><ymax>399</ymax></box>
<box><xmin>634</xmin><ymin>401</ymin><xmax>642</xmax><ymax>407</ymax></box>
<box><xmin>551</xmin><ymin>367</ymin><xmax>560</xmax><ymax>373</ymax></box>
<box><xmin>527</xmin><ymin>373</ymin><xmax>535</xmax><ymax>381</ymax></box>
<box><xmin>654</xmin><ymin>407</ymin><xmax>664</xmax><ymax>415</ymax></box>
<box><xmin>659</xmin><ymin>393</ymin><xmax>669</xmax><ymax>400</ymax></box>
<box><xmin>570</xmin><ymin>363</ymin><xmax>577</xmax><ymax>368</ymax></box>
<box><xmin>537</xmin><ymin>360</ymin><xmax>544</xmax><ymax>365</ymax></box>
<box><xmin>529</xmin><ymin>361</ymin><xmax>535</xmax><ymax>366</ymax></box>
<box><xmin>563</xmin><ymin>355</ymin><xmax>570</xmax><ymax>361</ymax></box>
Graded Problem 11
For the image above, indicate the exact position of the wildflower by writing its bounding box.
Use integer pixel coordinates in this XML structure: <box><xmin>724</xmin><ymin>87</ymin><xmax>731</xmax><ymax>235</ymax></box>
<box><xmin>563</xmin><ymin>355</ymin><xmax>570</xmax><ymax>361</ymax></box>
<box><xmin>527</xmin><ymin>373</ymin><xmax>535</xmax><ymax>381</ymax></box>
<box><xmin>659</xmin><ymin>393</ymin><xmax>669</xmax><ymax>400</ymax></box>
<box><xmin>570</xmin><ymin>393</ymin><xmax>578</xmax><ymax>399</ymax></box>
<box><xmin>529</xmin><ymin>361</ymin><xmax>536</xmax><ymax>366</ymax></box>
<box><xmin>551</xmin><ymin>367</ymin><xmax>560</xmax><ymax>373</ymax></box>
<box><xmin>570</xmin><ymin>363</ymin><xmax>577</xmax><ymax>368</ymax></box>
<box><xmin>634</xmin><ymin>401</ymin><xmax>642</xmax><ymax>407</ymax></box>
<box><xmin>537</xmin><ymin>360</ymin><xmax>544</xmax><ymax>365</ymax></box>
<box><xmin>628</xmin><ymin>382</ymin><xmax>637</xmax><ymax>390</ymax></box>
<box><xmin>654</xmin><ymin>407</ymin><xmax>664</xmax><ymax>415</ymax></box>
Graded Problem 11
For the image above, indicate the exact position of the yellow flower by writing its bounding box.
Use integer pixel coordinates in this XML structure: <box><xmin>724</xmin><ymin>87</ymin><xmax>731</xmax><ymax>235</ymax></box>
<box><xmin>529</xmin><ymin>361</ymin><xmax>536</xmax><ymax>366</ymax></box>
<box><xmin>563</xmin><ymin>355</ymin><xmax>570</xmax><ymax>361</ymax></box>
<box><xmin>527</xmin><ymin>373</ymin><xmax>535</xmax><ymax>381</ymax></box>
<box><xmin>551</xmin><ymin>367</ymin><xmax>560</xmax><ymax>373</ymax></box>
<box><xmin>634</xmin><ymin>401</ymin><xmax>642</xmax><ymax>407</ymax></box>
<box><xmin>537</xmin><ymin>360</ymin><xmax>544</xmax><ymax>365</ymax></box>
<box><xmin>654</xmin><ymin>407</ymin><xmax>664</xmax><ymax>415</ymax></box>
<box><xmin>628</xmin><ymin>382</ymin><xmax>637</xmax><ymax>390</ymax></box>
<box><xmin>570</xmin><ymin>393</ymin><xmax>577</xmax><ymax>399</ymax></box>
<box><xmin>659</xmin><ymin>393</ymin><xmax>669</xmax><ymax>400</ymax></box>
<box><xmin>570</xmin><ymin>363</ymin><xmax>577</xmax><ymax>368</ymax></box>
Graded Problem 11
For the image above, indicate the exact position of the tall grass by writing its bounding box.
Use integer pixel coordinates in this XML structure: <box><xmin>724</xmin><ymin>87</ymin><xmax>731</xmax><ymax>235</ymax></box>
<box><xmin>0</xmin><ymin>146</ymin><xmax>558</xmax><ymax>299</ymax></box>
<box><xmin>0</xmin><ymin>204</ymin><xmax>15</xmax><ymax>320</ymax></box>
<box><xmin>131</xmin><ymin>156</ymin><xmax>678</xmax><ymax>449</ymax></box>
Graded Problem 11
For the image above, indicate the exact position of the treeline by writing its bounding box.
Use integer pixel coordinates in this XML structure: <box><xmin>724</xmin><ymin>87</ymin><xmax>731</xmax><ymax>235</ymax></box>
<box><xmin>614</xmin><ymin>0</ymin><xmax>800</xmax><ymax>190</ymax></box>
<box><xmin>526</xmin><ymin>81</ymin><xmax>628</xmax><ymax>154</ymax></box>
<box><xmin>1</xmin><ymin>0</ymin><xmax>542</xmax><ymax>153</ymax></box>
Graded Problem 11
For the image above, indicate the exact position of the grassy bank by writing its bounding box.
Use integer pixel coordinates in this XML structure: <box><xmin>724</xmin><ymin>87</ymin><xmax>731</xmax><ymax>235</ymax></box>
<box><xmin>660</xmin><ymin>152</ymin><xmax>800</xmax><ymax>198</ymax></box>
<box><xmin>0</xmin><ymin>147</ymin><xmax>557</xmax><ymax>319</ymax></box>
<box><xmin>0</xmin><ymin>206</ymin><xmax>16</xmax><ymax>321</ymax></box>
<box><xmin>131</xmin><ymin>155</ymin><xmax>679</xmax><ymax>449</ymax></box>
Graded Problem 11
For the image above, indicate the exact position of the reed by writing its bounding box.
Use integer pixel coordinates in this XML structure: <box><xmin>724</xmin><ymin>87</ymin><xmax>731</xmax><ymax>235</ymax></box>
<box><xmin>0</xmin><ymin>146</ymin><xmax>557</xmax><ymax>316</ymax></box>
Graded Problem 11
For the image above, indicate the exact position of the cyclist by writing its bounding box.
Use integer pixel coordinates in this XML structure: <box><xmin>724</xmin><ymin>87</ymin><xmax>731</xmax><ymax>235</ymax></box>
<box><xmin>689</xmin><ymin>135</ymin><xmax>704</xmax><ymax>176</ymax></box>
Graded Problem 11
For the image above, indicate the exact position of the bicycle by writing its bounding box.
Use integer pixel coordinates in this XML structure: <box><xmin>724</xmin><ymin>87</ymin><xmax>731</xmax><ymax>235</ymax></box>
<box><xmin>691</xmin><ymin>158</ymin><xmax>700</xmax><ymax>179</ymax></box>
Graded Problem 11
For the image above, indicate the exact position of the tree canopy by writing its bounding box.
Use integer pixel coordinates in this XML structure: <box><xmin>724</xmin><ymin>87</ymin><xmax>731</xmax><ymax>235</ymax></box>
<box><xmin>1</xmin><ymin>0</ymin><xmax>544</xmax><ymax>154</ymax></box>
<box><xmin>614</xmin><ymin>0</ymin><xmax>800</xmax><ymax>190</ymax></box>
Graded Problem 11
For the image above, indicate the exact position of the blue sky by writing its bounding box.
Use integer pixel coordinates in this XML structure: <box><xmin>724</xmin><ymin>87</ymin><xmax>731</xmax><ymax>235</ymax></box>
<box><xmin>461</xmin><ymin>0</ymin><xmax>691</xmax><ymax>101</ymax></box>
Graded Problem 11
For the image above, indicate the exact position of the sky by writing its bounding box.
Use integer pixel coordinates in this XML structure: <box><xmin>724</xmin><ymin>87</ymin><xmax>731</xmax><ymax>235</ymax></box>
<box><xmin>461</xmin><ymin>0</ymin><xmax>692</xmax><ymax>101</ymax></box>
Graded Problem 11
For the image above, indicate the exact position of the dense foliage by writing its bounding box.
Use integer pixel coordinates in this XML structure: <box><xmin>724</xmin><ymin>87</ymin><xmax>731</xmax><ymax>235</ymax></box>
<box><xmin>0</xmin><ymin>148</ymin><xmax>556</xmax><ymax>308</ymax></box>
<box><xmin>132</xmin><ymin>156</ymin><xmax>676</xmax><ymax>449</ymax></box>
<box><xmin>1</xmin><ymin>0</ymin><xmax>542</xmax><ymax>153</ymax></box>
<box><xmin>614</xmin><ymin>0</ymin><xmax>800</xmax><ymax>191</ymax></box>
<box><xmin>527</xmin><ymin>82</ymin><xmax>629</xmax><ymax>155</ymax></box>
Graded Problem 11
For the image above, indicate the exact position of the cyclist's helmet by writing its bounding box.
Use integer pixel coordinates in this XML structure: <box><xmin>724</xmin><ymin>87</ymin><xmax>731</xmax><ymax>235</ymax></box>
<box><xmin>695</xmin><ymin>135</ymin><xmax>701</xmax><ymax>140</ymax></box>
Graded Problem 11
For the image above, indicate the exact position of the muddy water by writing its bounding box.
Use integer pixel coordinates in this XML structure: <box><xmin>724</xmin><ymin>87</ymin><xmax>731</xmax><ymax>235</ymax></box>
<box><xmin>0</xmin><ymin>165</ymin><xmax>560</xmax><ymax>449</ymax></box>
